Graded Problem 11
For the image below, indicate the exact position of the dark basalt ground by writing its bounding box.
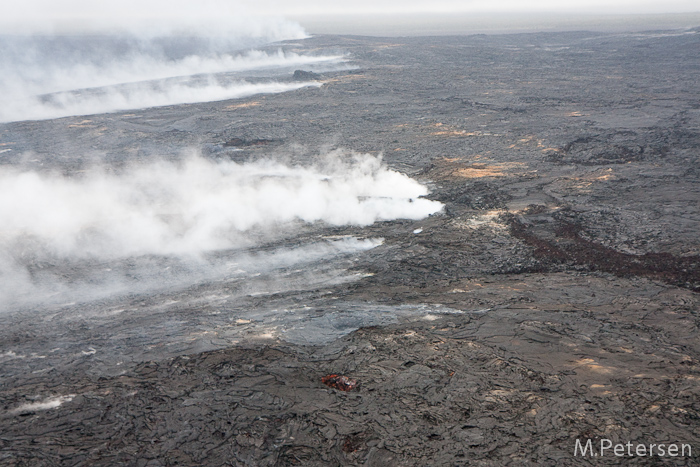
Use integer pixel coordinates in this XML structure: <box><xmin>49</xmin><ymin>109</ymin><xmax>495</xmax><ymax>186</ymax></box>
<box><xmin>1</xmin><ymin>28</ymin><xmax>700</xmax><ymax>466</ymax></box>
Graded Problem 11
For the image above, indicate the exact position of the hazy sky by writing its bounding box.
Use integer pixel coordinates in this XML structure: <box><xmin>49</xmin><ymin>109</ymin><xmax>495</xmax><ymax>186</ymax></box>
<box><xmin>2</xmin><ymin>0</ymin><xmax>699</xmax><ymax>22</ymax></box>
<box><xmin>1</xmin><ymin>0</ymin><xmax>698</xmax><ymax>34</ymax></box>
<box><xmin>276</xmin><ymin>0</ymin><xmax>700</xmax><ymax>15</ymax></box>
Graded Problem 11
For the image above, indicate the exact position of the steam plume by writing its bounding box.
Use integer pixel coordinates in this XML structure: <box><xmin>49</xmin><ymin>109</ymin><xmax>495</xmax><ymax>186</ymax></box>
<box><xmin>0</xmin><ymin>151</ymin><xmax>442</xmax><ymax>309</ymax></box>
<box><xmin>0</xmin><ymin>4</ymin><xmax>343</xmax><ymax>122</ymax></box>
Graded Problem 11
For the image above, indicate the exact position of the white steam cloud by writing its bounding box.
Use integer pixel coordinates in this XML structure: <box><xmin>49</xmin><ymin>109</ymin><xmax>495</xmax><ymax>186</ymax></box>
<box><xmin>4</xmin><ymin>49</ymin><xmax>339</xmax><ymax>98</ymax></box>
<box><xmin>0</xmin><ymin>152</ymin><xmax>441</xmax><ymax>258</ymax></box>
<box><xmin>0</xmin><ymin>6</ymin><xmax>344</xmax><ymax>122</ymax></box>
<box><xmin>0</xmin><ymin>152</ymin><xmax>442</xmax><ymax>309</ymax></box>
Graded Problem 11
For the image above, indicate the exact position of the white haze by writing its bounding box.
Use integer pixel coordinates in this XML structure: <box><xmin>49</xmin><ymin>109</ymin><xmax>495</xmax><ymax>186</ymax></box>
<box><xmin>0</xmin><ymin>236</ymin><xmax>383</xmax><ymax>313</ymax></box>
<box><xmin>0</xmin><ymin>1</ymin><xmax>306</xmax><ymax>36</ymax></box>
<box><xmin>0</xmin><ymin>152</ymin><xmax>443</xmax><ymax>309</ymax></box>
<box><xmin>0</xmin><ymin>39</ymin><xmax>343</xmax><ymax>122</ymax></box>
<box><xmin>281</xmin><ymin>1</ymin><xmax>699</xmax><ymax>15</ymax></box>
<box><xmin>0</xmin><ymin>3</ymin><xmax>344</xmax><ymax>122</ymax></box>
<box><xmin>3</xmin><ymin>49</ymin><xmax>339</xmax><ymax>98</ymax></box>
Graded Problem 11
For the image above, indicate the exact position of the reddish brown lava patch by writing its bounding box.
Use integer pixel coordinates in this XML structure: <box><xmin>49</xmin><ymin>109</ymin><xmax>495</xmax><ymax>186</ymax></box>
<box><xmin>321</xmin><ymin>374</ymin><xmax>357</xmax><ymax>391</ymax></box>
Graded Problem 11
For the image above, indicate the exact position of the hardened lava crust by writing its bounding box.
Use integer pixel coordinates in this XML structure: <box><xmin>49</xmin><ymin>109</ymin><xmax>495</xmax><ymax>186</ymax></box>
<box><xmin>1</xmin><ymin>29</ymin><xmax>700</xmax><ymax>465</ymax></box>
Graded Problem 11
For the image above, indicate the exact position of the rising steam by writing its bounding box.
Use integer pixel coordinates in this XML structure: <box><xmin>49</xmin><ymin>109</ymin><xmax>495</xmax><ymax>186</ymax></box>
<box><xmin>0</xmin><ymin>152</ymin><xmax>441</xmax><ymax>258</ymax></box>
<box><xmin>0</xmin><ymin>151</ymin><xmax>442</xmax><ymax>309</ymax></box>
<box><xmin>0</xmin><ymin>2</ymin><xmax>344</xmax><ymax>122</ymax></box>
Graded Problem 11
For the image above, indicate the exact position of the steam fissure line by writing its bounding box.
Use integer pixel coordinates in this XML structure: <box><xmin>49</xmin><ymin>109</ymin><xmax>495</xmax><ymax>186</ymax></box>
<box><xmin>12</xmin><ymin>79</ymin><xmax>324</xmax><ymax>122</ymax></box>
